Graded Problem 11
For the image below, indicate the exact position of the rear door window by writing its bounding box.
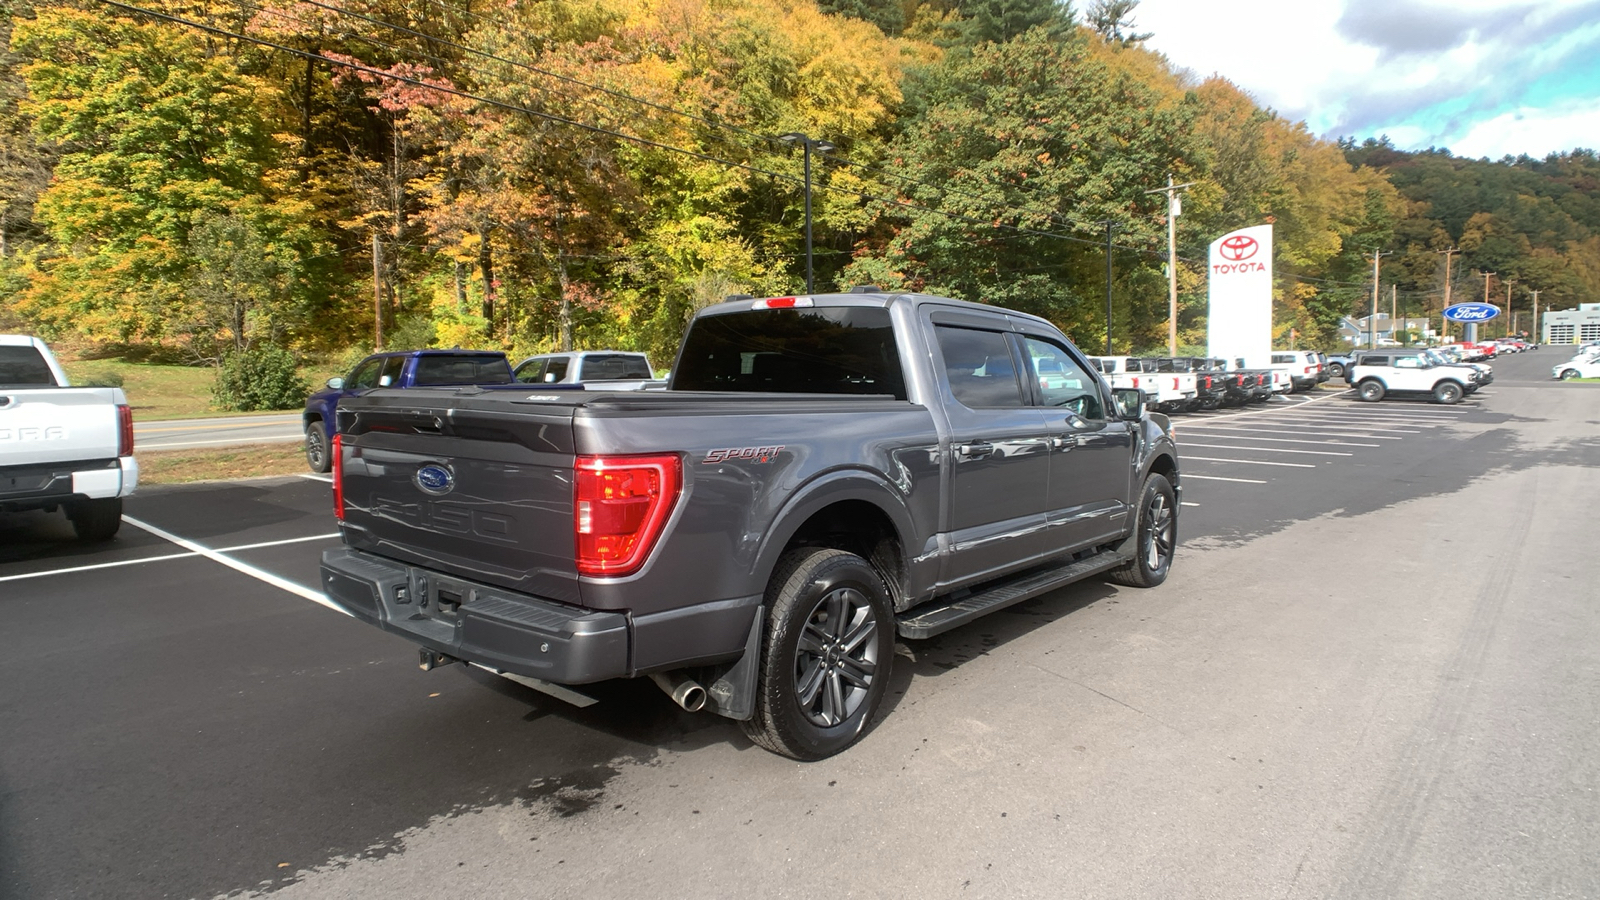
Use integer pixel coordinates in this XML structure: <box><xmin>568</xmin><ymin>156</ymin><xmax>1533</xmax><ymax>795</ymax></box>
<box><xmin>935</xmin><ymin>326</ymin><xmax>1024</xmax><ymax>408</ymax></box>
<box><xmin>378</xmin><ymin>356</ymin><xmax>406</xmax><ymax>387</ymax></box>
<box><xmin>0</xmin><ymin>346</ymin><xmax>57</xmax><ymax>386</ymax></box>
<box><xmin>543</xmin><ymin>357</ymin><xmax>570</xmax><ymax>383</ymax></box>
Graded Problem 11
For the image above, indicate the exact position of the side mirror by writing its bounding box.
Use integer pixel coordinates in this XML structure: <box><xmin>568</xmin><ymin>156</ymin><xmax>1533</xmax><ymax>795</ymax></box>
<box><xmin>1112</xmin><ymin>387</ymin><xmax>1144</xmax><ymax>420</ymax></box>
<box><xmin>326</xmin><ymin>377</ymin><xmax>345</xmax><ymax>390</ymax></box>
<box><xmin>543</xmin><ymin>372</ymin><xmax>557</xmax><ymax>383</ymax></box>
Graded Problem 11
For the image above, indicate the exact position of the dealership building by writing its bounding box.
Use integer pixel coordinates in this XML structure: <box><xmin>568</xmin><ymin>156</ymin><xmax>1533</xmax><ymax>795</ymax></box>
<box><xmin>1542</xmin><ymin>303</ymin><xmax>1600</xmax><ymax>344</ymax></box>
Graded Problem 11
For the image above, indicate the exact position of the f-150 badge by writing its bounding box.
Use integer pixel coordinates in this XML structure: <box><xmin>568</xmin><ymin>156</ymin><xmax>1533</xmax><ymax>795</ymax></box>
<box><xmin>703</xmin><ymin>446</ymin><xmax>785</xmax><ymax>464</ymax></box>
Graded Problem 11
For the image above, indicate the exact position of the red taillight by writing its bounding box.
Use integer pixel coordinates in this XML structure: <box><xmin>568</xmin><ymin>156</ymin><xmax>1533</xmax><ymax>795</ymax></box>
<box><xmin>331</xmin><ymin>432</ymin><xmax>345</xmax><ymax>521</ymax></box>
<box><xmin>116</xmin><ymin>404</ymin><xmax>133</xmax><ymax>457</ymax></box>
<box><xmin>574</xmin><ymin>454</ymin><xmax>681</xmax><ymax>577</ymax></box>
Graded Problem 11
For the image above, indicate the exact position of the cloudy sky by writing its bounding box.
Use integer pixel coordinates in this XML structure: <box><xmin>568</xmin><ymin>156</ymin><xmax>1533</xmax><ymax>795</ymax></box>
<box><xmin>1133</xmin><ymin>0</ymin><xmax>1600</xmax><ymax>159</ymax></box>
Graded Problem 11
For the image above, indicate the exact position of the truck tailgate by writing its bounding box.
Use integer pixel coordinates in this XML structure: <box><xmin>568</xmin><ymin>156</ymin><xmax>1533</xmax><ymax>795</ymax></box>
<box><xmin>0</xmin><ymin>388</ymin><xmax>122</xmax><ymax>467</ymax></box>
<box><xmin>337</xmin><ymin>397</ymin><xmax>582</xmax><ymax>604</ymax></box>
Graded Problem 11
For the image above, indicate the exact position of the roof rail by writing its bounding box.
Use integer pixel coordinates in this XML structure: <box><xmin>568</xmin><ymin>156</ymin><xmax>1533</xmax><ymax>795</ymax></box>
<box><xmin>725</xmin><ymin>293</ymin><xmax>754</xmax><ymax>302</ymax></box>
<box><xmin>847</xmin><ymin>285</ymin><xmax>883</xmax><ymax>293</ymax></box>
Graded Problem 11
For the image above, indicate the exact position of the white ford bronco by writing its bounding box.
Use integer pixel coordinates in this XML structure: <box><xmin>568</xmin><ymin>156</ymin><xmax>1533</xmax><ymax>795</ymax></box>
<box><xmin>1350</xmin><ymin>350</ymin><xmax>1476</xmax><ymax>405</ymax></box>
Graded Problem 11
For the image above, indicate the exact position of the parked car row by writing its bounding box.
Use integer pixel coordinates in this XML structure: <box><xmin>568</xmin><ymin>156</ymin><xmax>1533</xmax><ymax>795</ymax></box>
<box><xmin>302</xmin><ymin>348</ymin><xmax>662</xmax><ymax>472</ymax></box>
<box><xmin>1087</xmin><ymin>354</ymin><xmax>1326</xmax><ymax>415</ymax></box>
<box><xmin>1552</xmin><ymin>343</ymin><xmax>1600</xmax><ymax>380</ymax></box>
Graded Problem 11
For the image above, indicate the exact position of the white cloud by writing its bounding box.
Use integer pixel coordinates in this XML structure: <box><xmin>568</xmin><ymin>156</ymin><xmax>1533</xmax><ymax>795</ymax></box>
<box><xmin>1447</xmin><ymin>100</ymin><xmax>1600</xmax><ymax>158</ymax></box>
<box><xmin>1132</xmin><ymin>0</ymin><xmax>1600</xmax><ymax>156</ymax></box>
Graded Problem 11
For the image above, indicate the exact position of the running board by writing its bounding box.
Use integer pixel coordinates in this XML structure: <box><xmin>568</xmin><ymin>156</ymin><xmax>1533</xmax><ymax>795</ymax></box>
<box><xmin>895</xmin><ymin>549</ymin><xmax>1131</xmax><ymax>640</ymax></box>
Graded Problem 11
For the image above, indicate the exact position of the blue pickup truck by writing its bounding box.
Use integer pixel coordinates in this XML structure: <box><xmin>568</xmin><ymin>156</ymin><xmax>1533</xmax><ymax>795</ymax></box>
<box><xmin>303</xmin><ymin>350</ymin><xmax>530</xmax><ymax>472</ymax></box>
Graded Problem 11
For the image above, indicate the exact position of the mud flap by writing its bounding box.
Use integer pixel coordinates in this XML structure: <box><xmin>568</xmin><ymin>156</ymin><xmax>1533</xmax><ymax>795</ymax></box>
<box><xmin>703</xmin><ymin>605</ymin><xmax>763</xmax><ymax>721</ymax></box>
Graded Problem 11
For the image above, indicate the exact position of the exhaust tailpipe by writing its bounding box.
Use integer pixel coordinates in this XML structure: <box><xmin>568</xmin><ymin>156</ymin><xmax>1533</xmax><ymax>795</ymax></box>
<box><xmin>650</xmin><ymin>671</ymin><xmax>707</xmax><ymax>712</ymax></box>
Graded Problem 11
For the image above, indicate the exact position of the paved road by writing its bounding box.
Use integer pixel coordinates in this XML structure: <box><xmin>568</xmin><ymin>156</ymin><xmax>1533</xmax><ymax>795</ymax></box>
<box><xmin>3</xmin><ymin>349</ymin><xmax>1596</xmax><ymax>899</ymax></box>
<box><xmin>133</xmin><ymin>413</ymin><xmax>304</xmax><ymax>452</ymax></box>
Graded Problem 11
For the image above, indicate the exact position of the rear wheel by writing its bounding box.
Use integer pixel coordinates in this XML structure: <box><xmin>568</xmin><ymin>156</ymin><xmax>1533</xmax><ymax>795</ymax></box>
<box><xmin>1559</xmin><ymin>368</ymin><xmax>1581</xmax><ymax>381</ymax></box>
<box><xmin>69</xmin><ymin>497</ymin><xmax>123</xmax><ymax>541</ymax></box>
<box><xmin>741</xmin><ymin>548</ymin><xmax>894</xmax><ymax>760</ymax></box>
<box><xmin>1433</xmin><ymin>381</ymin><xmax>1463</xmax><ymax>404</ymax></box>
<box><xmin>1357</xmin><ymin>380</ymin><xmax>1385</xmax><ymax>402</ymax></box>
<box><xmin>1107</xmin><ymin>473</ymin><xmax>1176</xmax><ymax>589</ymax></box>
<box><xmin>304</xmin><ymin>420</ymin><xmax>331</xmax><ymax>473</ymax></box>
<box><xmin>1328</xmin><ymin>362</ymin><xmax>1345</xmax><ymax>378</ymax></box>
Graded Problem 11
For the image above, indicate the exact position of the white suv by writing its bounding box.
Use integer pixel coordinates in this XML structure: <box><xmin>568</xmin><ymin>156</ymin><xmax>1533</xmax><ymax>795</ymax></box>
<box><xmin>1350</xmin><ymin>351</ymin><xmax>1476</xmax><ymax>404</ymax></box>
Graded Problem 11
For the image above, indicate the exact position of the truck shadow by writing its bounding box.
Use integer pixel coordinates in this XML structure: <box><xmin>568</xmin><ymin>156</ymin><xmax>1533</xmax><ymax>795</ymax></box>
<box><xmin>900</xmin><ymin>579</ymin><xmax>1121</xmax><ymax>681</ymax></box>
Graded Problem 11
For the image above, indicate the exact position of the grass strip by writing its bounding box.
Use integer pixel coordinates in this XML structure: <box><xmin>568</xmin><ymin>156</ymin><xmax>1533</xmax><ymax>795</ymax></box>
<box><xmin>138</xmin><ymin>442</ymin><xmax>309</xmax><ymax>484</ymax></box>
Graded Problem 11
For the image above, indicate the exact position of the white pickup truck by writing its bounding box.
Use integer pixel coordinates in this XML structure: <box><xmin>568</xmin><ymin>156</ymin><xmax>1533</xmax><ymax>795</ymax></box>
<box><xmin>1089</xmin><ymin>356</ymin><xmax>1197</xmax><ymax>413</ymax></box>
<box><xmin>1</xmin><ymin>335</ymin><xmax>137</xmax><ymax>540</ymax></box>
<box><xmin>512</xmin><ymin>351</ymin><xmax>667</xmax><ymax>390</ymax></box>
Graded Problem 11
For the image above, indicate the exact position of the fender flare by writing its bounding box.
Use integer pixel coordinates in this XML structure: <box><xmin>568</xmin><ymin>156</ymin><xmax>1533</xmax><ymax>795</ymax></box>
<box><xmin>747</xmin><ymin>467</ymin><xmax>918</xmax><ymax>591</ymax></box>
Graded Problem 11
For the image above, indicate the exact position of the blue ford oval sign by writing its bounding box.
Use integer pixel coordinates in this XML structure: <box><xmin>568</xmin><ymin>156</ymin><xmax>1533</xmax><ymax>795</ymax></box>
<box><xmin>414</xmin><ymin>464</ymin><xmax>455</xmax><ymax>495</ymax></box>
<box><xmin>1443</xmin><ymin>302</ymin><xmax>1501</xmax><ymax>322</ymax></box>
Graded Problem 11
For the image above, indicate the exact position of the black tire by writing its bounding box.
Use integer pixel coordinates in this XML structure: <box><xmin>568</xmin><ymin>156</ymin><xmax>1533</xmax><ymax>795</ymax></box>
<box><xmin>741</xmin><ymin>548</ymin><xmax>895</xmax><ymax>761</ymax></box>
<box><xmin>305</xmin><ymin>419</ymin><xmax>332</xmax><ymax>473</ymax></box>
<box><xmin>1328</xmin><ymin>362</ymin><xmax>1345</xmax><ymax>378</ymax></box>
<box><xmin>1433</xmin><ymin>381</ymin><xmax>1463</xmax><ymax>404</ymax></box>
<box><xmin>1357</xmin><ymin>379</ymin><xmax>1385</xmax><ymax>402</ymax></box>
<box><xmin>1559</xmin><ymin>369</ymin><xmax>1580</xmax><ymax>381</ymax></box>
<box><xmin>69</xmin><ymin>497</ymin><xmax>123</xmax><ymax>541</ymax></box>
<box><xmin>1107</xmin><ymin>473</ymin><xmax>1176</xmax><ymax>589</ymax></box>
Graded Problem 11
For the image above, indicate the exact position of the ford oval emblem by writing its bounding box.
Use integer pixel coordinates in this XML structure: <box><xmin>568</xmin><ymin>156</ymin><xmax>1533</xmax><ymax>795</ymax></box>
<box><xmin>1442</xmin><ymin>302</ymin><xmax>1501</xmax><ymax>323</ymax></box>
<box><xmin>414</xmin><ymin>463</ymin><xmax>455</xmax><ymax>496</ymax></box>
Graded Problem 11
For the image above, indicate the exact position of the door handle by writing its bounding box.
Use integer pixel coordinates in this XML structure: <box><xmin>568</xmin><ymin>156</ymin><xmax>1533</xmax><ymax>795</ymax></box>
<box><xmin>957</xmin><ymin>441</ymin><xmax>994</xmax><ymax>459</ymax></box>
<box><xmin>1050</xmin><ymin>436</ymin><xmax>1076</xmax><ymax>451</ymax></box>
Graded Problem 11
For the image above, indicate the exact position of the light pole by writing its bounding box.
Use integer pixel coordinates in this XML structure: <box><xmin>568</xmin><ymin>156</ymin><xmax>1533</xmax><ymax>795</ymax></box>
<box><xmin>1102</xmin><ymin>220</ymin><xmax>1118</xmax><ymax>354</ymax></box>
<box><xmin>1503</xmin><ymin>279</ymin><xmax>1516</xmax><ymax>338</ymax></box>
<box><xmin>777</xmin><ymin>132</ymin><xmax>835</xmax><ymax>294</ymax></box>
<box><xmin>1472</xmin><ymin>271</ymin><xmax>1495</xmax><ymax>343</ymax></box>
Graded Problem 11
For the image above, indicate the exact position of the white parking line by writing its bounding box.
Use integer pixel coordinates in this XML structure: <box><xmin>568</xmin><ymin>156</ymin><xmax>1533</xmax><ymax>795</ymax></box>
<box><xmin>1177</xmin><ymin>425</ymin><xmax>1405</xmax><ymax>440</ymax></box>
<box><xmin>1183</xmin><ymin>456</ymin><xmax>1316</xmax><ymax>468</ymax></box>
<box><xmin>1296</xmin><ymin>407</ymin><xmax>1469</xmax><ymax>419</ymax></box>
<box><xmin>1180</xmin><ymin>502</ymin><xmax>1200</xmax><ymax>507</ymax></box>
<box><xmin>0</xmin><ymin>532</ymin><xmax>342</xmax><ymax>584</ymax></box>
<box><xmin>300</xmin><ymin>473</ymin><xmax>333</xmax><ymax>483</ymax></box>
<box><xmin>1177</xmin><ymin>443</ymin><xmax>1353</xmax><ymax>456</ymax></box>
<box><xmin>121</xmin><ymin>517</ymin><xmax>348</xmax><ymax>614</ymax></box>
<box><xmin>1259</xmin><ymin>418</ymin><xmax>1423</xmax><ymax>433</ymax></box>
<box><xmin>1180</xmin><ymin>434</ymin><xmax>1379</xmax><ymax>447</ymax></box>
<box><xmin>1183</xmin><ymin>474</ymin><xmax>1268</xmax><ymax>484</ymax></box>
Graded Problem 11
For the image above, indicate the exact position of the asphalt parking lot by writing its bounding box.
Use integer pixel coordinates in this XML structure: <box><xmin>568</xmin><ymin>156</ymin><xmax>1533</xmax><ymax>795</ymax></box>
<box><xmin>3</xmin><ymin>349</ymin><xmax>1598</xmax><ymax>900</ymax></box>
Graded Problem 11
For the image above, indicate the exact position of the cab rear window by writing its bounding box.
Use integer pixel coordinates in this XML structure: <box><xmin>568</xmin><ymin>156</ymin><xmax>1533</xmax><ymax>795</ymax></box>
<box><xmin>672</xmin><ymin>307</ymin><xmax>906</xmax><ymax>398</ymax></box>
<box><xmin>0</xmin><ymin>346</ymin><xmax>57</xmax><ymax>386</ymax></box>
<box><xmin>411</xmin><ymin>354</ymin><xmax>513</xmax><ymax>385</ymax></box>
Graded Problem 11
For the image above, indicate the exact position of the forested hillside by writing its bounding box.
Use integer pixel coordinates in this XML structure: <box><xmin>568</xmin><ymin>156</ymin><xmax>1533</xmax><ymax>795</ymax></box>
<box><xmin>0</xmin><ymin>0</ymin><xmax>1591</xmax><ymax>376</ymax></box>
<box><xmin>1343</xmin><ymin>139</ymin><xmax>1600</xmax><ymax>327</ymax></box>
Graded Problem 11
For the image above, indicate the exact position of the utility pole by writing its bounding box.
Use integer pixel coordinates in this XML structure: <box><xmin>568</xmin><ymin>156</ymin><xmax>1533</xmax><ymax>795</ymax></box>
<box><xmin>1144</xmin><ymin>175</ymin><xmax>1194</xmax><ymax>355</ymax></box>
<box><xmin>1369</xmin><ymin>249</ymin><xmax>1391</xmax><ymax>350</ymax></box>
<box><xmin>1437</xmin><ymin>247</ymin><xmax>1458</xmax><ymax>342</ymax></box>
<box><xmin>1473</xmin><ymin>271</ymin><xmax>1495</xmax><ymax>343</ymax></box>
<box><xmin>1503</xmin><ymin>279</ymin><xmax>1516</xmax><ymax>339</ymax></box>
<box><xmin>1391</xmin><ymin>284</ymin><xmax>1397</xmax><ymax>341</ymax></box>
<box><xmin>1531</xmin><ymin>288</ymin><xmax>1541</xmax><ymax>342</ymax></box>
<box><xmin>1102</xmin><ymin>221</ymin><xmax>1118</xmax><ymax>355</ymax></box>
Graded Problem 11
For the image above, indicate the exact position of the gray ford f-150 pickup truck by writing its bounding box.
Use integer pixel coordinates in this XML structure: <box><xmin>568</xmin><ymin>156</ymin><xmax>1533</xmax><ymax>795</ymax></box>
<box><xmin>321</xmin><ymin>290</ymin><xmax>1182</xmax><ymax>759</ymax></box>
